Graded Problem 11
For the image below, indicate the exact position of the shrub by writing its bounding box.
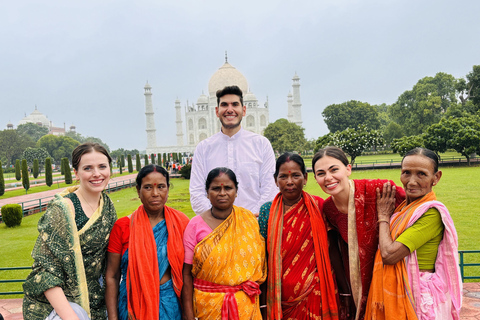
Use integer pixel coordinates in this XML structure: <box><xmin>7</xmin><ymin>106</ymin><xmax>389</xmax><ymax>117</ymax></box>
<box><xmin>45</xmin><ymin>157</ymin><xmax>53</xmax><ymax>187</ymax></box>
<box><xmin>179</xmin><ymin>164</ymin><xmax>192</xmax><ymax>179</ymax></box>
<box><xmin>144</xmin><ymin>154</ymin><xmax>149</xmax><ymax>166</ymax></box>
<box><xmin>1</xmin><ymin>204</ymin><xmax>23</xmax><ymax>227</ymax></box>
<box><xmin>33</xmin><ymin>159</ymin><xmax>39</xmax><ymax>178</ymax></box>
<box><xmin>15</xmin><ymin>159</ymin><xmax>21</xmax><ymax>181</ymax></box>
<box><xmin>60</xmin><ymin>157</ymin><xmax>66</xmax><ymax>175</ymax></box>
<box><xmin>151</xmin><ymin>153</ymin><xmax>156</xmax><ymax>165</ymax></box>
<box><xmin>21</xmin><ymin>159</ymin><xmax>29</xmax><ymax>193</ymax></box>
<box><xmin>0</xmin><ymin>161</ymin><xmax>5</xmax><ymax>196</ymax></box>
<box><xmin>119</xmin><ymin>155</ymin><xmax>124</xmax><ymax>174</ymax></box>
<box><xmin>136</xmin><ymin>154</ymin><xmax>141</xmax><ymax>172</ymax></box>
<box><xmin>63</xmin><ymin>158</ymin><xmax>73</xmax><ymax>184</ymax></box>
<box><xmin>127</xmin><ymin>154</ymin><xmax>133</xmax><ymax>173</ymax></box>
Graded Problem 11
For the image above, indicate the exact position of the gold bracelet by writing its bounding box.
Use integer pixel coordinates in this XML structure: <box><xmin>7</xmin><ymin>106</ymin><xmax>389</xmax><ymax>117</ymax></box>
<box><xmin>377</xmin><ymin>219</ymin><xmax>390</xmax><ymax>224</ymax></box>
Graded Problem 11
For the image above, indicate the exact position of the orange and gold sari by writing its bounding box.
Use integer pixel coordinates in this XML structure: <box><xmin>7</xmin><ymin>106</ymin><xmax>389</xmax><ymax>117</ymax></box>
<box><xmin>192</xmin><ymin>206</ymin><xmax>266</xmax><ymax>319</ymax></box>
<box><xmin>267</xmin><ymin>191</ymin><xmax>338</xmax><ymax>320</ymax></box>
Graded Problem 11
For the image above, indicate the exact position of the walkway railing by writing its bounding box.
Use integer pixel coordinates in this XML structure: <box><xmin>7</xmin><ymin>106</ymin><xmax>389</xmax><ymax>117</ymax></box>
<box><xmin>459</xmin><ymin>250</ymin><xmax>480</xmax><ymax>282</ymax></box>
<box><xmin>1</xmin><ymin>250</ymin><xmax>479</xmax><ymax>296</ymax></box>
<box><xmin>0</xmin><ymin>267</ymin><xmax>31</xmax><ymax>296</ymax></box>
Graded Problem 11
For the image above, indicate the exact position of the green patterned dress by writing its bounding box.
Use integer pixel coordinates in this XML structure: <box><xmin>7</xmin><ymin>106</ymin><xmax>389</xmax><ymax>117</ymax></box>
<box><xmin>23</xmin><ymin>186</ymin><xmax>117</xmax><ymax>320</ymax></box>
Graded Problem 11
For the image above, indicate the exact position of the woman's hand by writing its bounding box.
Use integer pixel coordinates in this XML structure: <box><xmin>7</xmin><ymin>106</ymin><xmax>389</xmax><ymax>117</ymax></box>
<box><xmin>376</xmin><ymin>182</ymin><xmax>396</xmax><ymax>221</ymax></box>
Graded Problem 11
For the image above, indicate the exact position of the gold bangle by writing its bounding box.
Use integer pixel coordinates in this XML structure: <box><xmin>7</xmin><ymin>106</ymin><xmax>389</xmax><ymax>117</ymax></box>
<box><xmin>377</xmin><ymin>219</ymin><xmax>390</xmax><ymax>224</ymax></box>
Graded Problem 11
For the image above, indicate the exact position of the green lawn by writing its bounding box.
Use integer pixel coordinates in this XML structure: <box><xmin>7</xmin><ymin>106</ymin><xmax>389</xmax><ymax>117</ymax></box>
<box><xmin>1</xmin><ymin>166</ymin><xmax>479</xmax><ymax>296</ymax></box>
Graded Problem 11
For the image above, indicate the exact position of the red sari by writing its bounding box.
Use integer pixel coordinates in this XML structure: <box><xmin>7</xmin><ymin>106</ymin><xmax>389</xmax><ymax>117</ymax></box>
<box><xmin>267</xmin><ymin>191</ymin><xmax>338</xmax><ymax>320</ymax></box>
<box><xmin>323</xmin><ymin>179</ymin><xmax>405</xmax><ymax>320</ymax></box>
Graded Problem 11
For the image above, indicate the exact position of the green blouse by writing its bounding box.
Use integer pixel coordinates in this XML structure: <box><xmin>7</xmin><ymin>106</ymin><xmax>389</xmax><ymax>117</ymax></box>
<box><xmin>396</xmin><ymin>208</ymin><xmax>444</xmax><ymax>270</ymax></box>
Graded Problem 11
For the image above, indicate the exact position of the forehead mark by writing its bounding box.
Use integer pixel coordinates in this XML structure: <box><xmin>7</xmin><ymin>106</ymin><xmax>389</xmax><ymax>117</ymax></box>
<box><xmin>289</xmin><ymin>171</ymin><xmax>291</xmax><ymax>173</ymax></box>
<box><xmin>153</xmin><ymin>183</ymin><xmax>156</xmax><ymax>186</ymax></box>
<box><xmin>221</xmin><ymin>183</ymin><xmax>223</xmax><ymax>186</ymax></box>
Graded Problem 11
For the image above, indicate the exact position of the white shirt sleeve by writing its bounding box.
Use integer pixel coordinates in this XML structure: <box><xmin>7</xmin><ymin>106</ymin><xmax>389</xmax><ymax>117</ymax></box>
<box><xmin>254</xmin><ymin>138</ymin><xmax>278</xmax><ymax>213</ymax></box>
<box><xmin>189</xmin><ymin>144</ymin><xmax>211</xmax><ymax>215</ymax></box>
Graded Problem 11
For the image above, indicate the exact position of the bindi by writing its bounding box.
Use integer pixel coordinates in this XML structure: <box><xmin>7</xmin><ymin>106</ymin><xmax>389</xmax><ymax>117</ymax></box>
<box><xmin>221</xmin><ymin>183</ymin><xmax>223</xmax><ymax>186</ymax></box>
<box><xmin>288</xmin><ymin>171</ymin><xmax>291</xmax><ymax>173</ymax></box>
<box><xmin>153</xmin><ymin>183</ymin><xmax>157</xmax><ymax>186</ymax></box>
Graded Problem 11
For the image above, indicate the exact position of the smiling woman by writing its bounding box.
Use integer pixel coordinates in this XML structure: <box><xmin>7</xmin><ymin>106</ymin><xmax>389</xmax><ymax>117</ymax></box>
<box><xmin>22</xmin><ymin>142</ymin><xmax>117</xmax><ymax>320</ymax></box>
<box><xmin>311</xmin><ymin>146</ymin><xmax>405</xmax><ymax>320</ymax></box>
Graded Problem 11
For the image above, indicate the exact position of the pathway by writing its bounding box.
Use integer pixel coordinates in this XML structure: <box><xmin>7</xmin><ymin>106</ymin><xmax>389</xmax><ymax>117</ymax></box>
<box><xmin>1</xmin><ymin>282</ymin><xmax>479</xmax><ymax>319</ymax></box>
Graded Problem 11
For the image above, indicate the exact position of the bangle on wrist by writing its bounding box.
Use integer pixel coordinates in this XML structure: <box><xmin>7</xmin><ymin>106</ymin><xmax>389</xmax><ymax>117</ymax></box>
<box><xmin>339</xmin><ymin>293</ymin><xmax>352</xmax><ymax>296</ymax></box>
<box><xmin>377</xmin><ymin>219</ymin><xmax>390</xmax><ymax>224</ymax></box>
<box><xmin>260</xmin><ymin>305</ymin><xmax>267</xmax><ymax>309</ymax></box>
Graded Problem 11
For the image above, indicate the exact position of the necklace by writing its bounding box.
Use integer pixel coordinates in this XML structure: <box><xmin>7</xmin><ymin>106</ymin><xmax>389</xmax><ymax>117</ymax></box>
<box><xmin>77</xmin><ymin>191</ymin><xmax>99</xmax><ymax>214</ymax></box>
<box><xmin>210</xmin><ymin>207</ymin><xmax>227</xmax><ymax>220</ymax></box>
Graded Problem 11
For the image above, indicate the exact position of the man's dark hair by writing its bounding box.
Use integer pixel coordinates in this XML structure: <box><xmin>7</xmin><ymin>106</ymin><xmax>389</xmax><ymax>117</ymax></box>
<box><xmin>216</xmin><ymin>85</ymin><xmax>243</xmax><ymax>106</ymax></box>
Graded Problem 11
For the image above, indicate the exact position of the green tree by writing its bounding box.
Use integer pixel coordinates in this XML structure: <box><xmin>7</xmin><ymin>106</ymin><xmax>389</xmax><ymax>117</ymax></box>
<box><xmin>60</xmin><ymin>157</ymin><xmax>66</xmax><ymax>175</ymax></box>
<box><xmin>264</xmin><ymin>118</ymin><xmax>307</xmax><ymax>153</ymax></box>
<box><xmin>389</xmin><ymin>72</ymin><xmax>457</xmax><ymax>135</ymax></box>
<box><xmin>314</xmin><ymin>133</ymin><xmax>334</xmax><ymax>153</ymax></box>
<box><xmin>22</xmin><ymin>159</ymin><xmax>30</xmax><ymax>193</ymax></box>
<box><xmin>151</xmin><ymin>153</ymin><xmax>156</xmax><ymax>165</ymax></box>
<box><xmin>136</xmin><ymin>154</ymin><xmax>141</xmax><ymax>172</ymax></box>
<box><xmin>383</xmin><ymin>122</ymin><xmax>404</xmax><ymax>145</ymax></box>
<box><xmin>22</xmin><ymin>147</ymin><xmax>51</xmax><ymax>169</ymax></box>
<box><xmin>391</xmin><ymin>135</ymin><xmax>425</xmax><ymax>157</ymax></box>
<box><xmin>144</xmin><ymin>154</ymin><xmax>149</xmax><ymax>166</ymax></box>
<box><xmin>15</xmin><ymin>159</ymin><xmax>21</xmax><ymax>181</ymax></box>
<box><xmin>63</xmin><ymin>158</ymin><xmax>73</xmax><ymax>184</ymax></box>
<box><xmin>424</xmin><ymin>117</ymin><xmax>480</xmax><ymax>165</ymax></box>
<box><xmin>37</xmin><ymin>135</ymin><xmax>80</xmax><ymax>164</ymax></box>
<box><xmin>64</xmin><ymin>131</ymin><xmax>85</xmax><ymax>143</ymax></box>
<box><xmin>84</xmin><ymin>136</ymin><xmax>110</xmax><ymax>152</ymax></box>
<box><xmin>465</xmin><ymin>65</ymin><xmax>480</xmax><ymax>110</ymax></box>
<box><xmin>328</xmin><ymin>125</ymin><xmax>384</xmax><ymax>165</ymax></box>
<box><xmin>0</xmin><ymin>129</ymin><xmax>35</xmax><ymax>166</ymax></box>
<box><xmin>322</xmin><ymin>100</ymin><xmax>380</xmax><ymax>132</ymax></box>
<box><xmin>0</xmin><ymin>160</ymin><xmax>5</xmax><ymax>196</ymax></box>
<box><xmin>45</xmin><ymin>157</ymin><xmax>53</xmax><ymax>187</ymax></box>
<box><xmin>16</xmin><ymin>123</ymin><xmax>49</xmax><ymax>141</ymax></box>
<box><xmin>127</xmin><ymin>154</ymin><xmax>133</xmax><ymax>173</ymax></box>
<box><xmin>33</xmin><ymin>159</ymin><xmax>39</xmax><ymax>178</ymax></box>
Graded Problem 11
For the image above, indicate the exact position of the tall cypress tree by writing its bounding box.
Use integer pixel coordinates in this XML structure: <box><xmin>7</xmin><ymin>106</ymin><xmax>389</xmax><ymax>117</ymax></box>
<box><xmin>136</xmin><ymin>154</ymin><xmax>141</xmax><ymax>172</ymax></box>
<box><xmin>119</xmin><ymin>155</ymin><xmax>124</xmax><ymax>174</ymax></box>
<box><xmin>63</xmin><ymin>158</ymin><xmax>72</xmax><ymax>184</ymax></box>
<box><xmin>144</xmin><ymin>154</ymin><xmax>149</xmax><ymax>166</ymax></box>
<box><xmin>0</xmin><ymin>160</ymin><xmax>5</xmax><ymax>196</ymax></box>
<box><xmin>151</xmin><ymin>153</ymin><xmax>156</xmax><ymax>165</ymax></box>
<box><xmin>60</xmin><ymin>158</ymin><xmax>66</xmax><ymax>175</ymax></box>
<box><xmin>45</xmin><ymin>158</ymin><xmax>53</xmax><ymax>187</ymax></box>
<box><xmin>127</xmin><ymin>154</ymin><xmax>133</xmax><ymax>173</ymax></box>
<box><xmin>33</xmin><ymin>159</ymin><xmax>39</xmax><ymax>178</ymax></box>
<box><xmin>15</xmin><ymin>159</ymin><xmax>21</xmax><ymax>181</ymax></box>
<box><xmin>22</xmin><ymin>159</ymin><xmax>30</xmax><ymax>193</ymax></box>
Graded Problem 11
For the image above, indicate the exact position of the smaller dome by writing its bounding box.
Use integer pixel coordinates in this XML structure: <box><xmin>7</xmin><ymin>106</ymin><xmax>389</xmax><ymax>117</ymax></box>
<box><xmin>197</xmin><ymin>93</ymin><xmax>208</xmax><ymax>104</ymax></box>
<box><xmin>7</xmin><ymin>122</ymin><xmax>13</xmax><ymax>129</ymax></box>
<box><xmin>18</xmin><ymin>107</ymin><xmax>50</xmax><ymax>127</ymax></box>
<box><xmin>144</xmin><ymin>82</ymin><xmax>152</xmax><ymax>89</ymax></box>
<box><xmin>244</xmin><ymin>91</ymin><xmax>257</xmax><ymax>102</ymax></box>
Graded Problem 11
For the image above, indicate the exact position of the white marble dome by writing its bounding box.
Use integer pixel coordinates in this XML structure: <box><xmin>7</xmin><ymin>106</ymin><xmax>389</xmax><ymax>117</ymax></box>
<box><xmin>244</xmin><ymin>90</ymin><xmax>257</xmax><ymax>101</ymax></box>
<box><xmin>18</xmin><ymin>107</ymin><xmax>50</xmax><ymax>127</ymax></box>
<box><xmin>208</xmin><ymin>62</ymin><xmax>248</xmax><ymax>96</ymax></box>
<box><xmin>197</xmin><ymin>93</ymin><xmax>208</xmax><ymax>104</ymax></box>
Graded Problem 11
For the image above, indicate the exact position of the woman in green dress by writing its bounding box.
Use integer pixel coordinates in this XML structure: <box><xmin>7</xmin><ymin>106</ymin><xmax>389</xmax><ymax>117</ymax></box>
<box><xmin>23</xmin><ymin>142</ymin><xmax>117</xmax><ymax>320</ymax></box>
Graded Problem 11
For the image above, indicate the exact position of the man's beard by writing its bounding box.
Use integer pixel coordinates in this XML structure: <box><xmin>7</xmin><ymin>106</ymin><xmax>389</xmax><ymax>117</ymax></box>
<box><xmin>220</xmin><ymin>118</ymin><xmax>241</xmax><ymax>129</ymax></box>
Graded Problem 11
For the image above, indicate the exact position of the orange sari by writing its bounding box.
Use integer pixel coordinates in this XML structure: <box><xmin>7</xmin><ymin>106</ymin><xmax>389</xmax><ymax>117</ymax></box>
<box><xmin>365</xmin><ymin>192</ymin><xmax>437</xmax><ymax>320</ymax></box>
<box><xmin>192</xmin><ymin>206</ymin><xmax>266</xmax><ymax>319</ymax></box>
<box><xmin>267</xmin><ymin>191</ymin><xmax>338</xmax><ymax>319</ymax></box>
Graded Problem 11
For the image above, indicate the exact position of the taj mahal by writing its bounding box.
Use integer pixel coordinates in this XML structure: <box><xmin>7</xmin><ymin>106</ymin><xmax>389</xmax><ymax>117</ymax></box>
<box><xmin>145</xmin><ymin>57</ymin><xmax>303</xmax><ymax>155</ymax></box>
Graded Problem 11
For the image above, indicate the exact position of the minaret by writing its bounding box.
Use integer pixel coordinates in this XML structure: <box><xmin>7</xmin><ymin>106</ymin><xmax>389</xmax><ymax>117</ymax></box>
<box><xmin>144</xmin><ymin>82</ymin><xmax>157</xmax><ymax>150</ymax></box>
<box><xmin>291</xmin><ymin>73</ymin><xmax>303</xmax><ymax>127</ymax></box>
<box><xmin>175</xmin><ymin>99</ymin><xmax>184</xmax><ymax>146</ymax></box>
<box><xmin>287</xmin><ymin>91</ymin><xmax>293</xmax><ymax>122</ymax></box>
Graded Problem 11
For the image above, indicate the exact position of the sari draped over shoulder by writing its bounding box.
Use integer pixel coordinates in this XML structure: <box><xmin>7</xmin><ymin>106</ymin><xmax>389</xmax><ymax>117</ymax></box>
<box><xmin>267</xmin><ymin>191</ymin><xmax>338</xmax><ymax>320</ymax></box>
<box><xmin>127</xmin><ymin>205</ymin><xmax>189</xmax><ymax>320</ymax></box>
<box><xmin>365</xmin><ymin>191</ymin><xmax>462</xmax><ymax>320</ymax></box>
<box><xmin>23</xmin><ymin>187</ymin><xmax>117</xmax><ymax>320</ymax></box>
<box><xmin>323</xmin><ymin>179</ymin><xmax>405</xmax><ymax>320</ymax></box>
<box><xmin>192</xmin><ymin>206</ymin><xmax>266</xmax><ymax>320</ymax></box>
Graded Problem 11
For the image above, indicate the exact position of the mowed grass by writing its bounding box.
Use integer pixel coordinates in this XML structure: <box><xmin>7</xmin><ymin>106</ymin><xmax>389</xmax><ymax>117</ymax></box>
<box><xmin>1</xmin><ymin>166</ymin><xmax>479</xmax><ymax>296</ymax></box>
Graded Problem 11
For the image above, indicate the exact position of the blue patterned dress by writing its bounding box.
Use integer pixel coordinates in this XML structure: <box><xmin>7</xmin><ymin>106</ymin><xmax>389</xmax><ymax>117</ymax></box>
<box><xmin>118</xmin><ymin>220</ymin><xmax>181</xmax><ymax>320</ymax></box>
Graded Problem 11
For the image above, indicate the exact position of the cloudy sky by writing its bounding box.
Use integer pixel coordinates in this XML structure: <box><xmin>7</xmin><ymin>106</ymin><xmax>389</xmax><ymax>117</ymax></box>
<box><xmin>1</xmin><ymin>0</ymin><xmax>479</xmax><ymax>150</ymax></box>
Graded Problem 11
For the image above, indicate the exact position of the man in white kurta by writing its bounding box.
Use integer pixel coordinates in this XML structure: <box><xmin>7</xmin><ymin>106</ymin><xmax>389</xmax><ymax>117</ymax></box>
<box><xmin>189</xmin><ymin>85</ymin><xmax>277</xmax><ymax>215</ymax></box>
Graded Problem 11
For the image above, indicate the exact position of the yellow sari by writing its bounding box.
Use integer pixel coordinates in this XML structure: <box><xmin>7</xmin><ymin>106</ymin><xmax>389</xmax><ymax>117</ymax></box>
<box><xmin>192</xmin><ymin>206</ymin><xmax>267</xmax><ymax>319</ymax></box>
